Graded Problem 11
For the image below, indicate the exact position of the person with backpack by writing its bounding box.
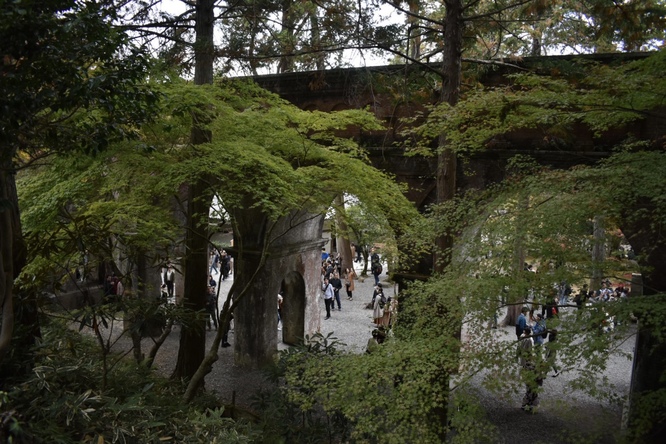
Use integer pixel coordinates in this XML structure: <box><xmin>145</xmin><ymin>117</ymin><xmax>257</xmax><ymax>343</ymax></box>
<box><xmin>517</xmin><ymin>326</ymin><xmax>543</xmax><ymax>412</ymax></box>
<box><xmin>370</xmin><ymin>247</ymin><xmax>382</xmax><ymax>285</ymax></box>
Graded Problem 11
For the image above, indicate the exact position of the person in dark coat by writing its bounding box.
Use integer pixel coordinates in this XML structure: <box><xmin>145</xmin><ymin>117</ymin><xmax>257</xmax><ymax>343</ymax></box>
<box><xmin>541</xmin><ymin>289</ymin><xmax>559</xmax><ymax>319</ymax></box>
<box><xmin>329</xmin><ymin>272</ymin><xmax>343</xmax><ymax>310</ymax></box>
<box><xmin>516</xmin><ymin>306</ymin><xmax>529</xmax><ymax>340</ymax></box>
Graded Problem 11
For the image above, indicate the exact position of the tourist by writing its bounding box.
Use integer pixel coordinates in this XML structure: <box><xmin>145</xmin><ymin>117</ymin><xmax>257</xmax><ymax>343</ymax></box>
<box><xmin>329</xmin><ymin>271</ymin><xmax>343</xmax><ymax>310</ymax></box>
<box><xmin>205</xmin><ymin>287</ymin><xmax>217</xmax><ymax>330</ymax></box>
<box><xmin>322</xmin><ymin>277</ymin><xmax>334</xmax><ymax>320</ymax></box>
<box><xmin>366</xmin><ymin>328</ymin><xmax>386</xmax><ymax>354</ymax></box>
<box><xmin>558</xmin><ymin>280</ymin><xmax>572</xmax><ymax>306</ymax></box>
<box><xmin>518</xmin><ymin>326</ymin><xmax>543</xmax><ymax>412</ymax></box>
<box><xmin>381</xmin><ymin>294</ymin><xmax>393</xmax><ymax>328</ymax></box>
<box><xmin>372</xmin><ymin>285</ymin><xmax>385</xmax><ymax>327</ymax></box>
<box><xmin>516</xmin><ymin>306</ymin><xmax>529</xmax><ymax>340</ymax></box>
<box><xmin>541</xmin><ymin>289</ymin><xmax>559</xmax><ymax>319</ymax></box>
<box><xmin>344</xmin><ymin>267</ymin><xmax>356</xmax><ymax>301</ymax></box>
<box><xmin>163</xmin><ymin>265</ymin><xmax>176</xmax><ymax>299</ymax></box>
<box><xmin>209</xmin><ymin>250</ymin><xmax>219</xmax><ymax>274</ymax></box>
<box><xmin>370</xmin><ymin>247</ymin><xmax>382</xmax><ymax>285</ymax></box>
<box><xmin>532</xmin><ymin>313</ymin><xmax>547</xmax><ymax>346</ymax></box>
<box><xmin>220</xmin><ymin>250</ymin><xmax>230</xmax><ymax>281</ymax></box>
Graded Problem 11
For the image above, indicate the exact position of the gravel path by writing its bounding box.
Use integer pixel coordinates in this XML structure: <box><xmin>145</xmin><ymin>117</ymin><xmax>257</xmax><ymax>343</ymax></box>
<box><xmin>111</xmin><ymin>260</ymin><xmax>632</xmax><ymax>442</ymax></box>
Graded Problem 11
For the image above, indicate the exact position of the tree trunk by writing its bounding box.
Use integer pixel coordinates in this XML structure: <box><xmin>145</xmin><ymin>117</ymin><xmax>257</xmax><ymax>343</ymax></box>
<box><xmin>407</xmin><ymin>0</ymin><xmax>422</xmax><ymax>61</ymax></box>
<box><xmin>0</xmin><ymin>154</ymin><xmax>35</xmax><ymax>368</ymax></box>
<box><xmin>278</xmin><ymin>0</ymin><xmax>295</xmax><ymax>73</ymax></box>
<box><xmin>0</xmin><ymin>162</ymin><xmax>16</xmax><ymax>365</ymax></box>
<box><xmin>171</xmin><ymin>0</ymin><xmax>215</xmax><ymax>382</ymax></box>
<box><xmin>431</xmin><ymin>1</ymin><xmax>464</xmax><ymax>438</ymax></box>
<box><xmin>623</xmin><ymin>216</ymin><xmax>666</xmax><ymax>443</ymax></box>
<box><xmin>501</xmin><ymin>193</ymin><xmax>528</xmax><ymax>327</ymax></box>
<box><xmin>591</xmin><ymin>215</ymin><xmax>606</xmax><ymax>290</ymax></box>
<box><xmin>433</xmin><ymin>0</ymin><xmax>463</xmax><ymax>275</ymax></box>
<box><xmin>334</xmin><ymin>195</ymin><xmax>353</xmax><ymax>273</ymax></box>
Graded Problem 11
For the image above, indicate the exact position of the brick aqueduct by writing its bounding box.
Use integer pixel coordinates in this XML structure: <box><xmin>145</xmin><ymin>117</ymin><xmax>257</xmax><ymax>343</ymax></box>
<box><xmin>252</xmin><ymin>53</ymin><xmax>659</xmax><ymax>210</ymax></box>
<box><xmin>55</xmin><ymin>54</ymin><xmax>660</xmax><ymax>368</ymax></box>
<box><xmin>224</xmin><ymin>52</ymin><xmax>661</xmax><ymax>367</ymax></box>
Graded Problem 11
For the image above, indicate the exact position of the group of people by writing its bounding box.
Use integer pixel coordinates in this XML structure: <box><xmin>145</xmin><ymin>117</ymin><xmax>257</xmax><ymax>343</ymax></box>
<box><xmin>209</xmin><ymin>249</ymin><xmax>232</xmax><ymax>281</ymax></box>
<box><xmin>103</xmin><ymin>273</ymin><xmax>124</xmax><ymax>303</ymax></box>
<box><xmin>320</xmin><ymin>246</ymin><xmax>393</xmax><ymax>324</ymax></box>
<box><xmin>573</xmin><ymin>280</ymin><xmax>630</xmax><ymax>308</ymax></box>
<box><xmin>370</xmin><ymin>283</ymin><xmax>394</xmax><ymax>328</ymax></box>
<box><xmin>321</xmin><ymin>263</ymin><xmax>357</xmax><ymax>319</ymax></box>
<box><xmin>516</xmin><ymin>306</ymin><xmax>560</xmax><ymax>412</ymax></box>
<box><xmin>512</xmin><ymin>277</ymin><xmax>633</xmax><ymax>411</ymax></box>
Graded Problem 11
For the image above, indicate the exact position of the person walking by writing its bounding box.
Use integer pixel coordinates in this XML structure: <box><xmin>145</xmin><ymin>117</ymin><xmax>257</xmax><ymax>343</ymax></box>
<box><xmin>344</xmin><ymin>267</ymin><xmax>356</xmax><ymax>301</ymax></box>
<box><xmin>516</xmin><ymin>306</ymin><xmax>529</xmax><ymax>340</ymax></box>
<box><xmin>220</xmin><ymin>250</ymin><xmax>230</xmax><ymax>281</ymax></box>
<box><xmin>329</xmin><ymin>271</ymin><xmax>343</xmax><ymax>310</ymax></box>
<box><xmin>517</xmin><ymin>326</ymin><xmax>543</xmax><ymax>412</ymax></box>
<box><xmin>163</xmin><ymin>265</ymin><xmax>176</xmax><ymax>300</ymax></box>
<box><xmin>209</xmin><ymin>250</ymin><xmax>219</xmax><ymax>275</ymax></box>
<box><xmin>205</xmin><ymin>287</ymin><xmax>218</xmax><ymax>330</ymax></box>
<box><xmin>542</xmin><ymin>290</ymin><xmax>559</xmax><ymax>319</ymax></box>
<box><xmin>370</xmin><ymin>248</ymin><xmax>382</xmax><ymax>285</ymax></box>
<box><xmin>322</xmin><ymin>278</ymin><xmax>334</xmax><ymax>320</ymax></box>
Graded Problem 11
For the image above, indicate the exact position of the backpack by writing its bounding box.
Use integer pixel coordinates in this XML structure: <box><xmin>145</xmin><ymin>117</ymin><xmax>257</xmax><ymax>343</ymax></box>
<box><xmin>379</xmin><ymin>293</ymin><xmax>387</xmax><ymax>309</ymax></box>
<box><xmin>374</xmin><ymin>263</ymin><xmax>383</xmax><ymax>275</ymax></box>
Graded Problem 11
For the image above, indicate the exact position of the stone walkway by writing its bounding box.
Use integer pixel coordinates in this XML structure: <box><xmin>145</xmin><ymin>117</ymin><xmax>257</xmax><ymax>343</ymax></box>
<box><xmin>130</xmin><ymin>259</ymin><xmax>631</xmax><ymax>443</ymax></box>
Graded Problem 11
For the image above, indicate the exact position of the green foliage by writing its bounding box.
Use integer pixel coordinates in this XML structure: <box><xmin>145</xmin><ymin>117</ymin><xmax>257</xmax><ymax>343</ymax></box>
<box><xmin>0</xmin><ymin>319</ymin><xmax>254</xmax><ymax>443</ymax></box>
<box><xmin>256</xmin><ymin>324</ymin><xmax>462</xmax><ymax>442</ymax></box>
<box><xmin>397</xmin><ymin>149</ymin><xmax>665</xmax><ymax>439</ymax></box>
<box><xmin>1</xmin><ymin>0</ymin><xmax>160</xmax><ymax>161</ymax></box>
<box><xmin>253</xmin><ymin>333</ymin><xmax>351</xmax><ymax>443</ymax></box>
<box><xmin>403</xmin><ymin>50</ymin><xmax>666</xmax><ymax>155</ymax></box>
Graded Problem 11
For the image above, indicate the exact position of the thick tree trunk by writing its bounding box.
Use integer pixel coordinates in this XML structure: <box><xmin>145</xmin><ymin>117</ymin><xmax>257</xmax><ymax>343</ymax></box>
<box><xmin>171</xmin><ymin>180</ymin><xmax>213</xmax><ymax>380</ymax></box>
<box><xmin>0</xmin><ymin>164</ymin><xmax>16</xmax><ymax>364</ymax></box>
<box><xmin>334</xmin><ymin>195</ymin><xmax>353</xmax><ymax>273</ymax></box>
<box><xmin>0</xmin><ymin>155</ymin><xmax>34</xmax><ymax>367</ymax></box>
<box><xmin>501</xmin><ymin>193</ymin><xmax>528</xmax><ymax>327</ymax></box>
<box><xmin>171</xmin><ymin>0</ymin><xmax>215</xmax><ymax>382</ymax></box>
<box><xmin>623</xmin><ymin>217</ymin><xmax>666</xmax><ymax>443</ymax></box>
<box><xmin>278</xmin><ymin>0</ymin><xmax>295</xmax><ymax>73</ymax></box>
<box><xmin>434</xmin><ymin>0</ymin><xmax>462</xmax><ymax>275</ymax></box>
<box><xmin>431</xmin><ymin>1</ymin><xmax>464</xmax><ymax>439</ymax></box>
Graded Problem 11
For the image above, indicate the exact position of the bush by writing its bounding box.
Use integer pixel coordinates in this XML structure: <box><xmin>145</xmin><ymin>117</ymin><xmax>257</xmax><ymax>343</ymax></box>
<box><xmin>0</xmin><ymin>319</ymin><xmax>255</xmax><ymax>443</ymax></box>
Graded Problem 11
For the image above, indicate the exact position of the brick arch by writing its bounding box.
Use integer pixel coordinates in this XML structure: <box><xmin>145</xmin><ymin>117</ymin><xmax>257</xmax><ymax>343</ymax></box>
<box><xmin>280</xmin><ymin>271</ymin><xmax>306</xmax><ymax>345</ymax></box>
